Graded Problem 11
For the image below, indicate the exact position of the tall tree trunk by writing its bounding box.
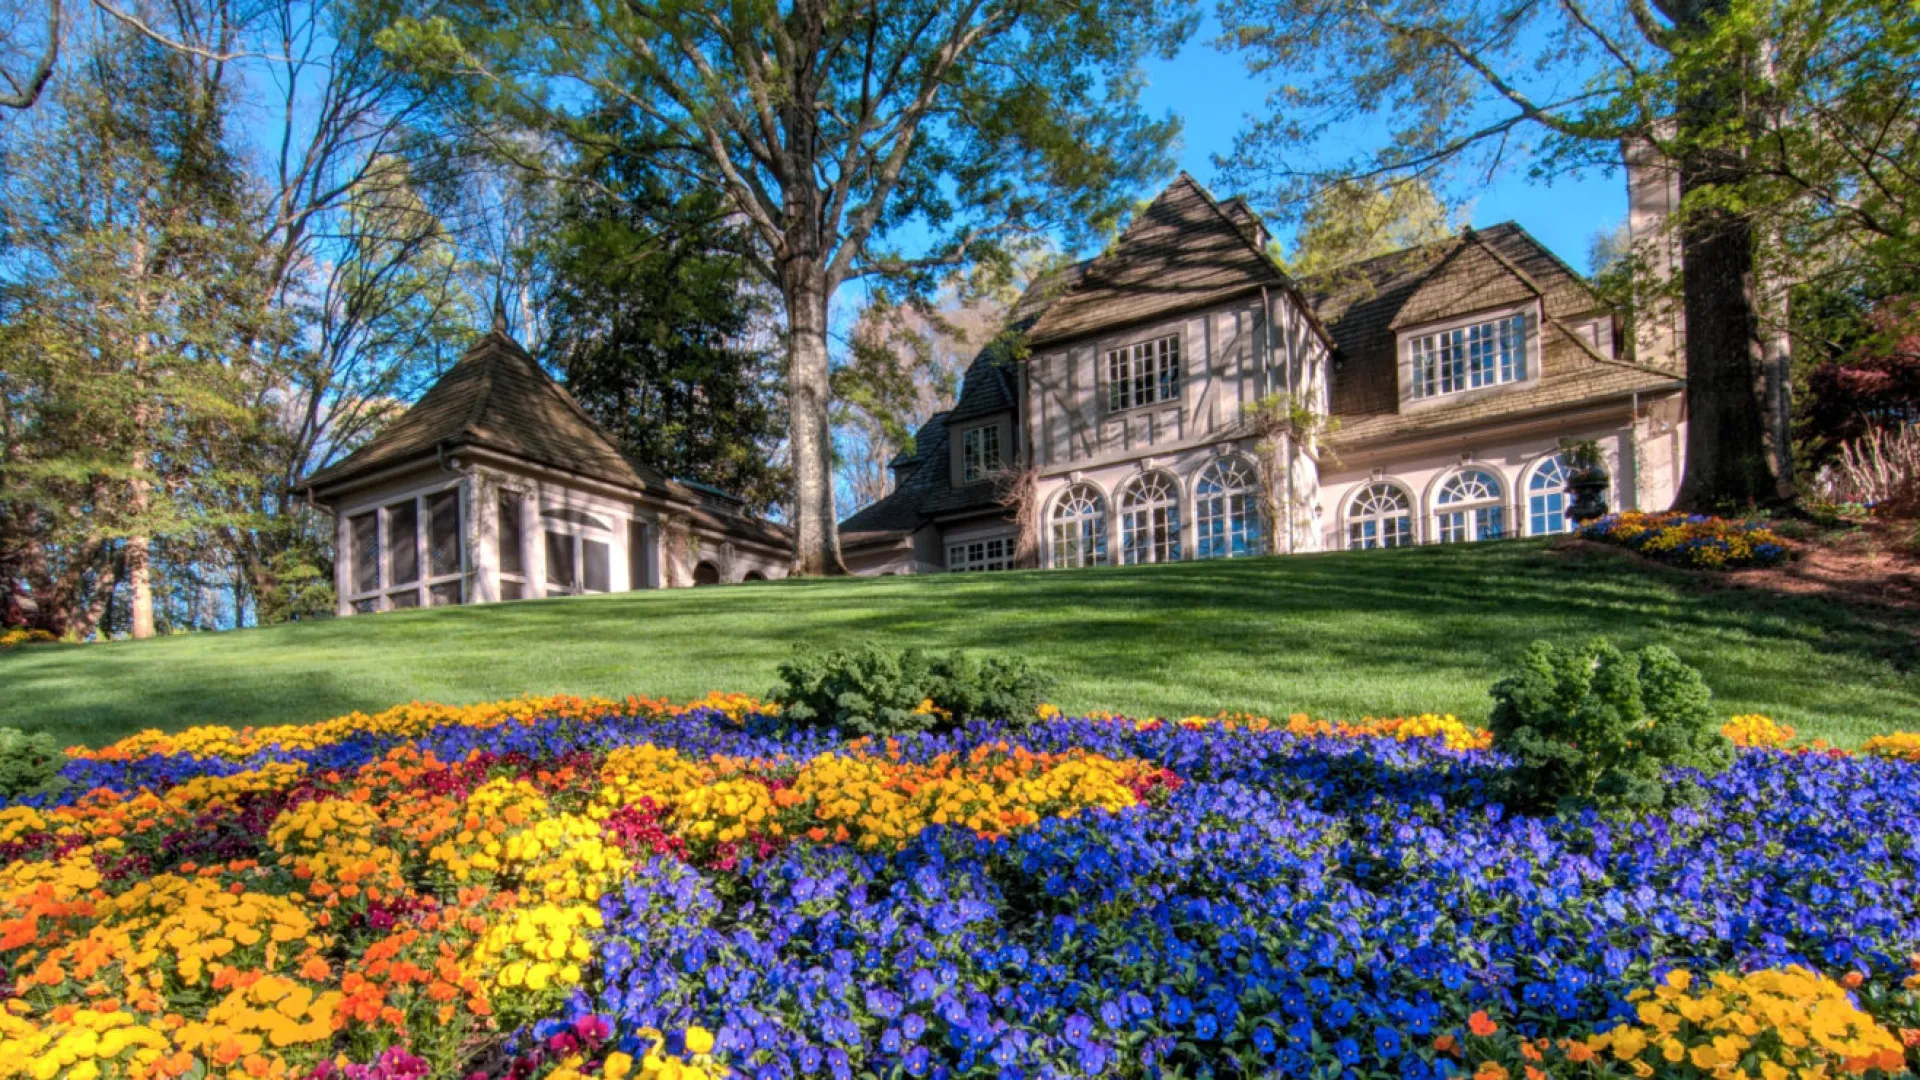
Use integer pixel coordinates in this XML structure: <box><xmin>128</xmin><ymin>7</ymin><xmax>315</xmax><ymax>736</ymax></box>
<box><xmin>1669</xmin><ymin>1</ymin><xmax>1782</xmax><ymax>510</ymax></box>
<box><xmin>783</xmin><ymin>264</ymin><xmax>846</xmax><ymax>575</ymax></box>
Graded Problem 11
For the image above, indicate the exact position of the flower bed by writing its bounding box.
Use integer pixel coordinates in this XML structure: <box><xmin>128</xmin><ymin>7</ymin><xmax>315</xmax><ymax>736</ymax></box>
<box><xmin>1579</xmin><ymin>511</ymin><xmax>1790</xmax><ymax>569</ymax></box>
<box><xmin>3</xmin><ymin>698</ymin><xmax>1919</xmax><ymax>1080</ymax></box>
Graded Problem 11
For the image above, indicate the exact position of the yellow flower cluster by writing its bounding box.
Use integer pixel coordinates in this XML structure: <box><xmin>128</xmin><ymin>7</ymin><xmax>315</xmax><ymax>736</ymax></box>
<box><xmin>774</xmin><ymin>744</ymin><xmax>1142</xmax><ymax>849</ymax></box>
<box><xmin>0</xmin><ymin>628</ymin><xmax>57</xmax><ymax>650</ymax></box>
<box><xmin>1109</xmin><ymin>710</ymin><xmax>1496</xmax><ymax>751</ymax></box>
<box><xmin>1862</xmin><ymin>731</ymin><xmax>1920</xmax><ymax>762</ymax></box>
<box><xmin>675</xmin><ymin>779</ymin><xmax>781</xmax><ymax>847</ymax></box>
<box><xmin>467</xmin><ymin>901</ymin><xmax>603</xmax><ymax>1022</ymax></box>
<box><xmin>71</xmin><ymin>693</ymin><xmax>779</xmax><ymax>761</ymax></box>
<box><xmin>1587</xmin><ymin>967</ymin><xmax>1906</xmax><ymax>1078</ymax></box>
<box><xmin>1722</xmin><ymin>714</ymin><xmax>1797</xmax><ymax>750</ymax></box>
<box><xmin>0</xmin><ymin>1007</ymin><xmax>178</xmax><ymax>1080</ymax></box>
<box><xmin>550</xmin><ymin>1026</ymin><xmax>727</xmax><ymax>1080</ymax></box>
<box><xmin>268</xmin><ymin>798</ymin><xmax>405</xmax><ymax>893</ymax></box>
<box><xmin>594</xmin><ymin>745</ymin><xmax>718</xmax><ymax>815</ymax></box>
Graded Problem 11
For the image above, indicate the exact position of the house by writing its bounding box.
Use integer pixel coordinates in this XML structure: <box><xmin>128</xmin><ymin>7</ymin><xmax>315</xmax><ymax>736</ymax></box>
<box><xmin>839</xmin><ymin>172</ymin><xmax>1687</xmax><ymax>573</ymax></box>
<box><xmin>301</xmin><ymin>315</ymin><xmax>789</xmax><ymax>615</ymax></box>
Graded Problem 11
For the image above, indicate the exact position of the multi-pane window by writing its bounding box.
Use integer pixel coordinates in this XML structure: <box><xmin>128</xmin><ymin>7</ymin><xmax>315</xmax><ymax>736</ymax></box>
<box><xmin>1049</xmin><ymin>484</ymin><xmax>1108</xmax><ymax>569</ymax></box>
<box><xmin>541</xmin><ymin>508</ymin><xmax>615</xmax><ymax>595</ymax></box>
<box><xmin>1119</xmin><ymin>471</ymin><xmax>1182</xmax><ymax>565</ymax></box>
<box><xmin>343</xmin><ymin>485</ymin><xmax>466</xmax><ymax>612</ymax></box>
<box><xmin>1408</xmin><ymin>312</ymin><xmax>1528</xmax><ymax>400</ymax></box>
<box><xmin>1528</xmin><ymin>454</ymin><xmax>1574</xmax><ymax>535</ymax></box>
<box><xmin>1347</xmin><ymin>482</ymin><xmax>1413</xmax><ymax>550</ymax></box>
<box><xmin>961</xmin><ymin>425</ymin><xmax>1002</xmax><ymax>483</ymax></box>
<box><xmin>498</xmin><ymin>491</ymin><xmax>526</xmax><ymax>601</ymax></box>
<box><xmin>1435</xmin><ymin>468</ymin><xmax>1507</xmax><ymax>543</ymax></box>
<box><xmin>948</xmin><ymin>536</ymin><xmax>1014</xmax><ymax>572</ymax></box>
<box><xmin>1195</xmin><ymin>457</ymin><xmax>1263</xmax><ymax>559</ymax></box>
<box><xmin>1106</xmin><ymin>334</ymin><xmax>1182</xmax><ymax>412</ymax></box>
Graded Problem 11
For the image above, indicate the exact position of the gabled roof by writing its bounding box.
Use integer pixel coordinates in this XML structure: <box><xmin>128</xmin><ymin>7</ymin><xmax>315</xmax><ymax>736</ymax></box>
<box><xmin>1025</xmin><ymin>173</ymin><xmax>1293</xmax><ymax>347</ymax></box>
<box><xmin>1307</xmin><ymin>223</ymin><xmax>1681</xmax><ymax>443</ymax></box>
<box><xmin>304</xmin><ymin>327</ymin><xmax>675</xmax><ymax>497</ymax></box>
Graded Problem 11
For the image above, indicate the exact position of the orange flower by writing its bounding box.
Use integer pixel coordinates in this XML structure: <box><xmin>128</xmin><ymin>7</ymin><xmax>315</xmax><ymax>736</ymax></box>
<box><xmin>1566</xmin><ymin>1041</ymin><xmax>1597</xmax><ymax>1063</ymax></box>
<box><xmin>1469</xmin><ymin>1011</ymin><xmax>1498</xmax><ymax>1037</ymax></box>
<box><xmin>1841</xmin><ymin>971</ymin><xmax>1865</xmax><ymax>989</ymax></box>
<box><xmin>1434</xmin><ymin>1035</ymin><xmax>1458</xmax><ymax>1054</ymax></box>
<box><xmin>1474</xmin><ymin>1064</ymin><xmax>1509</xmax><ymax>1080</ymax></box>
<box><xmin>1525</xmin><ymin>1068</ymin><xmax>1545</xmax><ymax>1080</ymax></box>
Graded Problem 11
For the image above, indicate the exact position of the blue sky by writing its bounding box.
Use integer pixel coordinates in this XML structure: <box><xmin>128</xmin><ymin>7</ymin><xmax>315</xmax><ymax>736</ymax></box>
<box><xmin>1135</xmin><ymin>15</ymin><xmax>1627</xmax><ymax>274</ymax></box>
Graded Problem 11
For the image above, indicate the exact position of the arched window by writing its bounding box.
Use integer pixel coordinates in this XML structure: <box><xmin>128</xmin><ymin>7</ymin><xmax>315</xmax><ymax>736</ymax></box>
<box><xmin>1050</xmin><ymin>484</ymin><xmax>1108</xmax><ymax>569</ymax></box>
<box><xmin>1118</xmin><ymin>471</ymin><xmax>1182</xmax><ymax>565</ymax></box>
<box><xmin>1195</xmin><ymin>457</ymin><xmax>1263</xmax><ymax>559</ymax></box>
<box><xmin>1435</xmin><ymin>468</ymin><xmax>1507</xmax><ymax>543</ymax></box>
<box><xmin>1347</xmin><ymin>482</ymin><xmax>1413</xmax><ymax>549</ymax></box>
<box><xmin>692</xmin><ymin>561</ymin><xmax>721</xmax><ymax>585</ymax></box>
<box><xmin>1527</xmin><ymin>454</ymin><xmax>1574</xmax><ymax>535</ymax></box>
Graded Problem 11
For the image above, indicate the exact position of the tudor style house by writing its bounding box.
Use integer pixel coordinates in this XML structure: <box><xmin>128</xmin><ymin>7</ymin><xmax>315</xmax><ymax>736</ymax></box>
<box><xmin>840</xmin><ymin>173</ymin><xmax>1688</xmax><ymax>574</ymax></box>
<box><xmin>302</xmin><ymin>318</ymin><xmax>789</xmax><ymax>615</ymax></box>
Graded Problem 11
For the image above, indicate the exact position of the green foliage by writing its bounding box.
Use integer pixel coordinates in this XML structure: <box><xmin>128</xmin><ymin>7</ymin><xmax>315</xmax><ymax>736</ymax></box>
<box><xmin>1489</xmin><ymin>639</ymin><xmax>1733</xmax><ymax>814</ymax></box>
<box><xmin>256</xmin><ymin>547</ymin><xmax>337</xmax><ymax>625</ymax></box>
<box><xmin>0</xmin><ymin>728</ymin><xmax>67</xmax><ymax>801</ymax></box>
<box><xmin>1281</xmin><ymin>178</ymin><xmax>1454</xmax><ymax>279</ymax></box>
<box><xmin>771</xmin><ymin>645</ymin><xmax>1052</xmax><ymax>739</ymax></box>
<box><xmin>540</xmin><ymin>151</ymin><xmax>786</xmax><ymax>511</ymax></box>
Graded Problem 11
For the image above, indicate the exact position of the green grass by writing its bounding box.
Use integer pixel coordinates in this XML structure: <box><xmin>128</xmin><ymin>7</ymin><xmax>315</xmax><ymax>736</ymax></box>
<box><xmin>3</xmin><ymin>539</ymin><xmax>1915</xmax><ymax>749</ymax></box>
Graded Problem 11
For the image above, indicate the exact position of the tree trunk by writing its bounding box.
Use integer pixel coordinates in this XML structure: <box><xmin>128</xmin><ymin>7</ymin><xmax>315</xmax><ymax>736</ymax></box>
<box><xmin>127</xmin><ymin>522</ymin><xmax>156</xmax><ymax>638</ymax></box>
<box><xmin>782</xmin><ymin>266</ymin><xmax>847</xmax><ymax>576</ymax></box>
<box><xmin>1670</xmin><ymin>161</ymin><xmax>1780</xmax><ymax>511</ymax></box>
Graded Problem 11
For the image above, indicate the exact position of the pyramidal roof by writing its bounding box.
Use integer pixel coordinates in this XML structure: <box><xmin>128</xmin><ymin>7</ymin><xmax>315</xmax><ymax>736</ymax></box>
<box><xmin>1025</xmin><ymin>172</ymin><xmax>1293</xmax><ymax>347</ymax></box>
<box><xmin>303</xmin><ymin>327</ymin><xmax>674</xmax><ymax>497</ymax></box>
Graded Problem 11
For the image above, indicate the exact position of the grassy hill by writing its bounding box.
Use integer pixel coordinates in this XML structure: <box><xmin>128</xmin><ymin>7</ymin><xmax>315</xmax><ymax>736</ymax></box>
<box><xmin>4</xmin><ymin>539</ymin><xmax>1915</xmax><ymax>749</ymax></box>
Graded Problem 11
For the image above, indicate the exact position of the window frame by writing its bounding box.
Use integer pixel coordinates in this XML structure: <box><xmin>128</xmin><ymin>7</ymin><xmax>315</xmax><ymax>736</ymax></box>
<box><xmin>1345</xmin><ymin>480</ymin><xmax>1415</xmax><ymax>550</ymax></box>
<box><xmin>1194</xmin><ymin>456</ymin><xmax>1264</xmax><ymax>560</ymax></box>
<box><xmin>497</xmin><ymin>488</ymin><xmax>530</xmax><ymax>601</ymax></box>
<box><xmin>539</xmin><ymin>504</ymin><xmax>617</xmax><ymax>596</ymax></box>
<box><xmin>1525</xmin><ymin>453</ymin><xmax>1579</xmax><ymax>536</ymax></box>
<box><xmin>1049</xmin><ymin>483</ymin><xmax>1109</xmax><ymax>569</ymax></box>
<box><xmin>1103</xmin><ymin>333</ymin><xmax>1183</xmax><ymax>414</ymax></box>
<box><xmin>1118</xmin><ymin>470</ymin><xmax>1183</xmax><ymax>565</ymax></box>
<box><xmin>1400</xmin><ymin>303</ymin><xmax>1537</xmax><ymax>404</ymax></box>
<box><xmin>1433</xmin><ymin>468</ymin><xmax>1508</xmax><ymax>544</ymax></box>
<box><xmin>947</xmin><ymin>535</ymin><xmax>1015</xmax><ymax>572</ymax></box>
<box><xmin>341</xmin><ymin>480</ymin><xmax>467</xmax><ymax>613</ymax></box>
<box><xmin>959</xmin><ymin>424</ymin><xmax>1002</xmax><ymax>483</ymax></box>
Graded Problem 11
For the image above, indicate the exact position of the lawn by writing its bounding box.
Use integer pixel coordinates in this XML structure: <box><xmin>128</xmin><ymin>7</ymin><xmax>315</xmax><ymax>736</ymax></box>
<box><xmin>3</xmin><ymin>538</ymin><xmax>1915</xmax><ymax>749</ymax></box>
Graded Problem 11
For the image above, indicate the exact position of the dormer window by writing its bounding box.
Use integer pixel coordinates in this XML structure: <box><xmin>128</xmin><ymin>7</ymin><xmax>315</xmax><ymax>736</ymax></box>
<box><xmin>960</xmin><ymin>424</ymin><xmax>1002</xmax><ymax>482</ymax></box>
<box><xmin>1105</xmin><ymin>334</ymin><xmax>1181</xmax><ymax>412</ymax></box>
<box><xmin>1406</xmin><ymin>310</ymin><xmax>1529</xmax><ymax>400</ymax></box>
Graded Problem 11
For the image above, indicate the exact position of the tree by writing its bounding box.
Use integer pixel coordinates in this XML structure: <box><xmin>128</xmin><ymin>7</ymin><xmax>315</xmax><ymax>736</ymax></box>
<box><xmin>540</xmin><ymin>135</ymin><xmax>787</xmax><ymax>512</ymax></box>
<box><xmin>1217</xmin><ymin>0</ymin><xmax>1920</xmax><ymax>510</ymax></box>
<box><xmin>377</xmin><ymin>0</ymin><xmax>1195</xmax><ymax>573</ymax></box>
<box><xmin>835</xmin><ymin>271</ymin><xmax>1021</xmax><ymax>511</ymax></box>
<box><xmin>1283</xmin><ymin>177</ymin><xmax>1455</xmax><ymax>278</ymax></box>
<box><xmin>0</xmin><ymin>11</ymin><xmax>274</xmax><ymax>639</ymax></box>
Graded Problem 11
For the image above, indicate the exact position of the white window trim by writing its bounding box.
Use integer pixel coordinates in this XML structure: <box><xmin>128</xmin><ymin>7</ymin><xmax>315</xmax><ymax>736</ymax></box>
<box><xmin>540</xmin><ymin>506</ymin><xmax>616</xmax><ymax>595</ymax></box>
<box><xmin>947</xmin><ymin>534</ymin><xmax>1015</xmax><ymax>573</ymax></box>
<box><xmin>1397</xmin><ymin>301</ymin><xmax>1541</xmax><ymax>407</ymax></box>
<box><xmin>1193</xmin><ymin>456</ymin><xmax>1263</xmax><ymax>560</ymax></box>
<box><xmin>1432</xmin><ymin>467</ymin><xmax>1509</xmax><ymax>543</ymax></box>
<box><xmin>1103</xmin><ymin>332</ymin><xmax>1184</xmax><ymax>415</ymax></box>
<box><xmin>343</xmin><ymin>479</ymin><xmax>467</xmax><ymax>613</ymax></box>
<box><xmin>1048</xmin><ymin>483</ymin><xmax>1109</xmax><ymax>570</ymax></box>
<box><xmin>496</xmin><ymin>486</ymin><xmax>533</xmax><ymax>601</ymax></box>
<box><xmin>1118</xmin><ymin>470</ymin><xmax>1183</xmax><ymax>565</ymax></box>
<box><xmin>1344</xmin><ymin>480</ymin><xmax>1417</xmax><ymax>550</ymax></box>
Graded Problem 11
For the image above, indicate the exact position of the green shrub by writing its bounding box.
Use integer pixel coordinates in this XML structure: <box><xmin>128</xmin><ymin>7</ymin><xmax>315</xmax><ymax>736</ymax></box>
<box><xmin>770</xmin><ymin>644</ymin><xmax>1052</xmax><ymax>738</ymax></box>
<box><xmin>0</xmin><ymin>728</ymin><xmax>68</xmax><ymax>801</ymax></box>
<box><xmin>1488</xmin><ymin>638</ymin><xmax>1732</xmax><ymax>814</ymax></box>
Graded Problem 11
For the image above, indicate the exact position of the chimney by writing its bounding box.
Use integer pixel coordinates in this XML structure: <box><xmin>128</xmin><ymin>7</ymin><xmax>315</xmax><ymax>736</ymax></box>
<box><xmin>1623</xmin><ymin>135</ymin><xmax>1683</xmax><ymax>370</ymax></box>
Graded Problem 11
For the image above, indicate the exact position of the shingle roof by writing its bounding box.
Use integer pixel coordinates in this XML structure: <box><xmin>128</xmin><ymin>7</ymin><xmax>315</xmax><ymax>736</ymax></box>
<box><xmin>1025</xmin><ymin>173</ymin><xmax>1291</xmax><ymax>347</ymax></box>
<box><xmin>305</xmin><ymin>329</ymin><xmax>676</xmax><ymax>495</ymax></box>
<box><xmin>1308</xmin><ymin>224</ymin><xmax>1681</xmax><ymax>445</ymax></box>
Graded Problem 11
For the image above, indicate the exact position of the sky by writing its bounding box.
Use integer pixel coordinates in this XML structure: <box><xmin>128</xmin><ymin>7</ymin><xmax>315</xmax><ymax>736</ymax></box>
<box><xmin>1133</xmin><ymin>14</ymin><xmax>1628</xmax><ymax>274</ymax></box>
